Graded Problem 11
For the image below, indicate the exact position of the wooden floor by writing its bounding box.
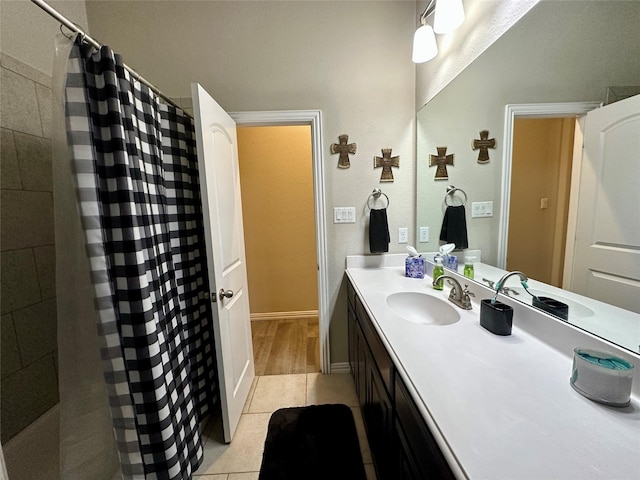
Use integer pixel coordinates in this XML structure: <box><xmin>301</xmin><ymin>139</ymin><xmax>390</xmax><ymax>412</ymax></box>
<box><xmin>251</xmin><ymin>317</ymin><xmax>320</xmax><ymax>376</ymax></box>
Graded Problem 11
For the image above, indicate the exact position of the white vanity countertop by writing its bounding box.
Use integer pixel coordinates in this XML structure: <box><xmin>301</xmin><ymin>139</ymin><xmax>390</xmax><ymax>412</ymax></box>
<box><xmin>346</xmin><ymin>259</ymin><xmax>640</xmax><ymax>480</ymax></box>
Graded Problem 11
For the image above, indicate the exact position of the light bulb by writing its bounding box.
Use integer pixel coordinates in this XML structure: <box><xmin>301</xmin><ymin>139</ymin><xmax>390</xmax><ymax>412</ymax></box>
<box><xmin>434</xmin><ymin>0</ymin><xmax>465</xmax><ymax>34</ymax></box>
<box><xmin>412</xmin><ymin>24</ymin><xmax>438</xmax><ymax>63</ymax></box>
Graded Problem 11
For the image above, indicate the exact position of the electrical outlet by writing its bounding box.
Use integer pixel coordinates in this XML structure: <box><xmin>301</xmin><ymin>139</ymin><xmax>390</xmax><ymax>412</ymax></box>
<box><xmin>419</xmin><ymin>226</ymin><xmax>429</xmax><ymax>243</ymax></box>
<box><xmin>540</xmin><ymin>197</ymin><xmax>549</xmax><ymax>209</ymax></box>
<box><xmin>398</xmin><ymin>227</ymin><xmax>408</xmax><ymax>244</ymax></box>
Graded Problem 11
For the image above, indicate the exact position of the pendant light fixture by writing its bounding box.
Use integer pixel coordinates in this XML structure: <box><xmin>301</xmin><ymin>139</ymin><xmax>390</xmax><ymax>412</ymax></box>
<box><xmin>434</xmin><ymin>0</ymin><xmax>465</xmax><ymax>34</ymax></box>
<box><xmin>412</xmin><ymin>0</ymin><xmax>465</xmax><ymax>63</ymax></box>
<box><xmin>412</xmin><ymin>22</ymin><xmax>438</xmax><ymax>63</ymax></box>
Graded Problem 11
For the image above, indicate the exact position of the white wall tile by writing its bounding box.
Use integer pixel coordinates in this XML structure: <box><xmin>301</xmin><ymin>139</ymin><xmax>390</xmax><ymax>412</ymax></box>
<box><xmin>35</xmin><ymin>83</ymin><xmax>52</xmax><ymax>140</ymax></box>
<box><xmin>0</xmin><ymin>68</ymin><xmax>42</xmax><ymax>137</ymax></box>
<box><xmin>0</xmin><ymin>128</ymin><xmax>22</xmax><ymax>189</ymax></box>
<box><xmin>1</xmin><ymin>314</ymin><xmax>21</xmax><ymax>378</ymax></box>
<box><xmin>12</xmin><ymin>299</ymin><xmax>57</xmax><ymax>366</ymax></box>
<box><xmin>0</xmin><ymin>249</ymin><xmax>42</xmax><ymax>314</ymax></box>
<box><xmin>0</xmin><ymin>190</ymin><xmax>54</xmax><ymax>250</ymax></box>
<box><xmin>14</xmin><ymin>132</ymin><xmax>52</xmax><ymax>192</ymax></box>
<box><xmin>0</xmin><ymin>355</ymin><xmax>59</xmax><ymax>443</ymax></box>
<box><xmin>33</xmin><ymin>245</ymin><xmax>56</xmax><ymax>300</ymax></box>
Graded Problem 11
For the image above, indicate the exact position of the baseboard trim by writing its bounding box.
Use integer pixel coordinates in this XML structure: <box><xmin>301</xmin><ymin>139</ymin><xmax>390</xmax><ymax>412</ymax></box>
<box><xmin>329</xmin><ymin>362</ymin><xmax>351</xmax><ymax>374</ymax></box>
<box><xmin>250</xmin><ymin>310</ymin><xmax>319</xmax><ymax>321</ymax></box>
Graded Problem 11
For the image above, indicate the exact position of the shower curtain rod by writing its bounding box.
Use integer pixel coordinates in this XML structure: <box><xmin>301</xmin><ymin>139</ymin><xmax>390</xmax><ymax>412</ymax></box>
<box><xmin>31</xmin><ymin>0</ymin><xmax>187</xmax><ymax>114</ymax></box>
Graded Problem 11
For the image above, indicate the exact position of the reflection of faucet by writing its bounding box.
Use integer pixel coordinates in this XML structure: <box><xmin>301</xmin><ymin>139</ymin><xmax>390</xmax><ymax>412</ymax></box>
<box><xmin>482</xmin><ymin>278</ymin><xmax>520</xmax><ymax>296</ymax></box>
<box><xmin>433</xmin><ymin>274</ymin><xmax>474</xmax><ymax>310</ymax></box>
<box><xmin>492</xmin><ymin>271</ymin><xmax>528</xmax><ymax>302</ymax></box>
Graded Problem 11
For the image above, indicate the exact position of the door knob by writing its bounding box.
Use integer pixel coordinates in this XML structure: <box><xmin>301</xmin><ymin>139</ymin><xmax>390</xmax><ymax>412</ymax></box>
<box><xmin>219</xmin><ymin>289</ymin><xmax>234</xmax><ymax>301</ymax></box>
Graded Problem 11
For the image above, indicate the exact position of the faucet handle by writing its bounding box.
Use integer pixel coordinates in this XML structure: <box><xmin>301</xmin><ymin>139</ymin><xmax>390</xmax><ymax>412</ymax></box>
<box><xmin>460</xmin><ymin>285</ymin><xmax>474</xmax><ymax>310</ymax></box>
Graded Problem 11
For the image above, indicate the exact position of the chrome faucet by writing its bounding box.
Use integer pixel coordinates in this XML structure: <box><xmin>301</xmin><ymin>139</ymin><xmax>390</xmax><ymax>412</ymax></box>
<box><xmin>492</xmin><ymin>271</ymin><xmax>528</xmax><ymax>302</ymax></box>
<box><xmin>433</xmin><ymin>274</ymin><xmax>474</xmax><ymax>310</ymax></box>
<box><xmin>482</xmin><ymin>278</ymin><xmax>520</xmax><ymax>296</ymax></box>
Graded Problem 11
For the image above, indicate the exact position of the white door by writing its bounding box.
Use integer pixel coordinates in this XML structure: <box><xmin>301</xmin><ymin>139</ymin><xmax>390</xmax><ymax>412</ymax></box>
<box><xmin>191</xmin><ymin>83</ymin><xmax>255</xmax><ymax>442</ymax></box>
<box><xmin>571</xmin><ymin>94</ymin><xmax>640</xmax><ymax>313</ymax></box>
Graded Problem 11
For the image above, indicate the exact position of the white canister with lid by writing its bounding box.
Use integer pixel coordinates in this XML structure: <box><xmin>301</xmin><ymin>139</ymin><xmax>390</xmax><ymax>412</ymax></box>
<box><xmin>570</xmin><ymin>348</ymin><xmax>634</xmax><ymax>407</ymax></box>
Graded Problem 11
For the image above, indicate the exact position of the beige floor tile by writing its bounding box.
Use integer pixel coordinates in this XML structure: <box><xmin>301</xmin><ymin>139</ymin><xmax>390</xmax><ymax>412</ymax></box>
<box><xmin>199</xmin><ymin>412</ymin><xmax>218</xmax><ymax>448</ymax></box>
<box><xmin>198</xmin><ymin>412</ymin><xmax>269</xmax><ymax>475</ymax></box>
<box><xmin>351</xmin><ymin>407</ymin><xmax>373</xmax><ymax>465</ymax></box>
<box><xmin>365</xmin><ymin>462</ymin><xmax>378</xmax><ymax>480</ymax></box>
<box><xmin>305</xmin><ymin>372</ymin><xmax>359</xmax><ymax>407</ymax></box>
<box><xmin>242</xmin><ymin>376</ymin><xmax>259</xmax><ymax>414</ymax></box>
<box><xmin>247</xmin><ymin>374</ymin><xmax>306</xmax><ymax>413</ymax></box>
<box><xmin>228</xmin><ymin>473</ymin><xmax>259</xmax><ymax>480</ymax></box>
<box><xmin>193</xmin><ymin>475</ymin><xmax>227</xmax><ymax>479</ymax></box>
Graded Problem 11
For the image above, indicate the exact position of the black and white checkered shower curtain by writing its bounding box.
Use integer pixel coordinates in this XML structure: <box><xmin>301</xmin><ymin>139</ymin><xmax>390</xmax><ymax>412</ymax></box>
<box><xmin>63</xmin><ymin>40</ymin><xmax>217</xmax><ymax>479</ymax></box>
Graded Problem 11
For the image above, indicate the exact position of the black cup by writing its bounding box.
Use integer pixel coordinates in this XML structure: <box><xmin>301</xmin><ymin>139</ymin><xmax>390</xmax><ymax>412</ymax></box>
<box><xmin>480</xmin><ymin>299</ymin><xmax>513</xmax><ymax>336</ymax></box>
<box><xmin>532</xmin><ymin>296</ymin><xmax>569</xmax><ymax>321</ymax></box>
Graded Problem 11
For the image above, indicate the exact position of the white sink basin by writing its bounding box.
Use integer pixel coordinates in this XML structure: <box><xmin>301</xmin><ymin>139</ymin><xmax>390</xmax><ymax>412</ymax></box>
<box><xmin>386</xmin><ymin>292</ymin><xmax>461</xmax><ymax>326</ymax></box>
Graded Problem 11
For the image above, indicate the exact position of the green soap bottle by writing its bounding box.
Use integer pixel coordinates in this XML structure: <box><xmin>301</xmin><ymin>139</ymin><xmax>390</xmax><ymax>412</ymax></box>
<box><xmin>464</xmin><ymin>256</ymin><xmax>475</xmax><ymax>280</ymax></box>
<box><xmin>433</xmin><ymin>257</ymin><xmax>444</xmax><ymax>290</ymax></box>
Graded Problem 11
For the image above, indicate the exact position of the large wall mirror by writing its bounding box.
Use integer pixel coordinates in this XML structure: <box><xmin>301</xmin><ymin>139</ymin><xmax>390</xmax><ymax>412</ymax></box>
<box><xmin>416</xmin><ymin>1</ymin><xmax>640</xmax><ymax>353</ymax></box>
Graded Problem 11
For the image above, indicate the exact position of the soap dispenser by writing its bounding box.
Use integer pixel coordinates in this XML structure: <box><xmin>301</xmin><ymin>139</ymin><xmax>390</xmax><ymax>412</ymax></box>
<box><xmin>432</xmin><ymin>256</ymin><xmax>444</xmax><ymax>290</ymax></box>
<box><xmin>464</xmin><ymin>256</ymin><xmax>476</xmax><ymax>279</ymax></box>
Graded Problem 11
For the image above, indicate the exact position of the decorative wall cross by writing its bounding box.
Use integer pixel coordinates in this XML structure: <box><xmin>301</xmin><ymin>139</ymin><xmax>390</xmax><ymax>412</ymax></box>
<box><xmin>330</xmin><ymin>134</ymin><xmax>357</xmax><ymax>168</ymax></box>
<box><xmin>374</xmin><ymin>148</ymin><xmax>399</xmax><ymax>182</ymax></box>
<box><xmin>429</xmin><ymin>146</ymin><xmax>454</xmax><ymax>180</ymax></box>
<box><xmin>472</xmin><ymin>130</ymin><xmax>496</xmax><ymax>164</ymax></box>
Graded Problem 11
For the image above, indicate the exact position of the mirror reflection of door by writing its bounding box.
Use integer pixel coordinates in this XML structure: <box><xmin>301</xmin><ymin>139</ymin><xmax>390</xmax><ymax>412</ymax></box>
<box><xmin>506</xmin><ymin>117</ymin><xmax>576</xmax><ymax>287</ymax></box>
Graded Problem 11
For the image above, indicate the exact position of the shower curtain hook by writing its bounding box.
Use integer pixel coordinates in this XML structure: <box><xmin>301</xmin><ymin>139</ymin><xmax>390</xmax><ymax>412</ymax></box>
<box><xmin>59</xmin><ymin>23</ymin><xmax>73</xmax><ymax>40</ymax></box>
<box><xmin>59</xmin><ymin>22</ymin><xmax>87</xmax><ymax>45</ymax></box>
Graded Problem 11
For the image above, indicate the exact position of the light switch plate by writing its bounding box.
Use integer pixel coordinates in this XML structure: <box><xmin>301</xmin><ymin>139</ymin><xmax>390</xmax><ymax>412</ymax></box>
<box><xmin>471</xmin><ymin>201</ymin><xmax>493</xmax><ymax>218</ymax></box>
<box><xmin>333</xmin><ymin>207</ymin><xmax>356</xmax><ymax>224</ymax></box>
<box><xmin>419</xmin><ymin>226</ymin><xmax>429</xmax><ymax>243</ymax></box>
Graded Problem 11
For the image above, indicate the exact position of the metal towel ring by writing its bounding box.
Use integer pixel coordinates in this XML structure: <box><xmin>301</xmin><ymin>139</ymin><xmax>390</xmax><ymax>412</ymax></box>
<box><xmin>367</xmin><ymin>188</ymin><xmax>390</xmax><ymax>209</ymax></box>
<box><xmin>445</xmin><ymin>185</ymin><xmax>467</xmax><ymax>206</ymax></box>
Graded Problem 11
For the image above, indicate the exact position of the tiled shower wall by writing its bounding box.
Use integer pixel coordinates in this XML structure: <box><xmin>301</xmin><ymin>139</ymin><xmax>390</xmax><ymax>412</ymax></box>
<box><xmin>0</xmin><ymin>53</ymin><xmax>59</xmax><ymax>444</ymax></box>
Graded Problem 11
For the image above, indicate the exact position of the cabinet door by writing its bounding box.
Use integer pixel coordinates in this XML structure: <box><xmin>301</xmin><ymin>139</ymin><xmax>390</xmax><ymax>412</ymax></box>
<box><xmin>356</xmin><ymin>294</ymin><xmax>393</xmax><ymax>393</ymax></box>
<box><xmin>363</xmin><ymin>354</ymin><xmax>394</xmax><ymax>480</ymax></box>
<box><xmin>348</xmin><ymin>300</ymin><xmax>357</xmax><ymax>380</ymax></box>
<box><xmin>394</xmin><ymin>418</ymin><xmax>425</xmax><ymax>480</ymax></box>
<box><xmin>395</xmin><ymin>376</ymin><xmax>455</xmax><ymax>480</ymax></box>
<box><xmin>348</xmin><ymin>289</ymin><xmax>366</xmax><ymax>403</ymax></box>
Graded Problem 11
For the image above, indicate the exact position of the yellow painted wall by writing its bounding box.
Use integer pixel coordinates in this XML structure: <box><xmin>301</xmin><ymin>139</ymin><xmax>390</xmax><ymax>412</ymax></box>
<box><xmin>237</xmin><ymin>126</ymin><xmax>318</xmax><ymax>315</ymax></box>
<box><xmin>507</xmin><ymin>118</ymin><xmax>574</xmax><ymax>286</ymax></box>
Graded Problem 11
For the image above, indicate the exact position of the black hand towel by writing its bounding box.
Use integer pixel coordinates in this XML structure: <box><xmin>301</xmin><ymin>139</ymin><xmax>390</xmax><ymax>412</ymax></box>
<box><xmin>439</xmin><ymin>205</ymin><xmax>469</xmax><ymax>249</ymax></box>
<box><xmin>369</xmin><ymin>208</ymin><xmax>390</xmax><ymax>254</ymax></box>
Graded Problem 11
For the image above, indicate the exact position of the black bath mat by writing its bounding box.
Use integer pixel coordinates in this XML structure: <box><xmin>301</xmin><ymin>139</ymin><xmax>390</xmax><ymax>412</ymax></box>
<box><xmin>258</xmin><ymin>403</ymin><xmax>367</xmax><ymax>480</ymax></box>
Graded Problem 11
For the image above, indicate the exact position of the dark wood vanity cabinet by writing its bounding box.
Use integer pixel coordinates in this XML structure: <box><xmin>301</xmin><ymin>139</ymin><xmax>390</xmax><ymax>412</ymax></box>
<box><xmin>394</xmin><ymin>375</ymin><xmax>456</xmax><ymax>480</ymax></box>
<box><xmin>347</xmin><ymin>278</ymin><xmax>455</xmax><ymax>480</ymax></box>
<box><xmin>348</xmin><ymin>281</ymin><xmax>395</xmax><ymax>478</ymax></box>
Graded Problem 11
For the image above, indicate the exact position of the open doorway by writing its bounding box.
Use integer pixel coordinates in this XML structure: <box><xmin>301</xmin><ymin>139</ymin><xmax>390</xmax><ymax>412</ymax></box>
<box><xmin>506</xmin><ymin>117</ymin><xmax>575</xmax><ymax>287</ymax></box>
<box><xmin>497</xmin><ymin>102</ymin><xmax>600</xmax><ymax>282</ymax></box>
<box><xmin>236</xmin><ymin>125</ymin><xmax>320</xmax><ymax>375</ymax></box>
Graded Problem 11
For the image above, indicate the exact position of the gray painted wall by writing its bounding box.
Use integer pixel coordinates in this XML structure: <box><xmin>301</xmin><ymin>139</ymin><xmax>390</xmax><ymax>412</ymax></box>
<box><xmin>84</xmin><ymin>0</ymin><xmax>418</xmax><ymax>365</ymax></box>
